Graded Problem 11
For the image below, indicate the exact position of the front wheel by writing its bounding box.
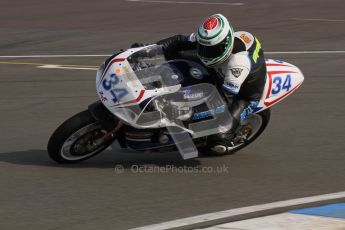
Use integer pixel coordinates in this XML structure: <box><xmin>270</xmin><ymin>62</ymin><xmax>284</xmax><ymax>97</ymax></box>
<box><xmin>47</xmin><ymin>110</ymin><xmax>115</xmax><ymax>163</ymax></box>
<box><xmin>202</xmin><ymin>109</ymin><xmax>271</xmax><ymax>156</ymax></box>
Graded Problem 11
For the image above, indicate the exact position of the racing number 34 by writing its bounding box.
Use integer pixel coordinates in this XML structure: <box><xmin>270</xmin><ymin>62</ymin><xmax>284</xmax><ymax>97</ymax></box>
<box><xmin>271</xmin><ymin>74</ymin><xmax>292</xmax><ymax>95</ymax></box>
<box><xmin>102</xmin><ymin>73</ymin><xmax>128</xmax><ymax>103</ymax></box>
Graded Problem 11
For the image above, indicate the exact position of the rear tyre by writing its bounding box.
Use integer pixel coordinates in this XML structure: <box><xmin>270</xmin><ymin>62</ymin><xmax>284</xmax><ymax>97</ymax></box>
<box><xmin>47</xmin><ymin>110</ymin><xmax>115</xmax><ymax>163</ymax></box>
<box><xmin>201</xmin><ymin>109</ymin><xmax>271</xmax><ymax>156</ymax></box>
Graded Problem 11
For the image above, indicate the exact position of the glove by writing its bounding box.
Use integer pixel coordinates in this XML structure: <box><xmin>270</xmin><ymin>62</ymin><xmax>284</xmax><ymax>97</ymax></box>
<box><xmin>240</xmin><ymin>100</ymin><xmax>259</xmax><ymax>121</ymax></box>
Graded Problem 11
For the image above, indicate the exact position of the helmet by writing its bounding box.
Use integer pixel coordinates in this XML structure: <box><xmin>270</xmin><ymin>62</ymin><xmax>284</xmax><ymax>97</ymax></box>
<box><xmin>196</xmin><ymin>14</ymin><xmax>234</xmax><ymax>67</ymax></box>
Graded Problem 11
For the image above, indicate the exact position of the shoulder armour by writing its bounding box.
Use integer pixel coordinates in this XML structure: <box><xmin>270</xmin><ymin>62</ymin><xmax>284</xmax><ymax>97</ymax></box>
<box><xmin>234</xmin><ymin>31</ymin><xmax>255</xmax><ymax>50</ymax></box>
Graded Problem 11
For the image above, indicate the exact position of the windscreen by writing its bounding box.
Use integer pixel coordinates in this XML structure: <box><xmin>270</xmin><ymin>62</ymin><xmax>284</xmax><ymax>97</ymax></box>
<box><xmin>126</xmin><ymin>45</ymin><xmax>182</xmax><ymax>90</ymax></box>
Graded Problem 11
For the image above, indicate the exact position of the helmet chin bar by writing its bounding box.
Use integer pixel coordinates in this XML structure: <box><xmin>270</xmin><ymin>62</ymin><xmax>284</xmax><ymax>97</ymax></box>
<box><xmin>199</xmin><ymin>41</ymin><xmax>233</xmax><ymax>67</ymax></box>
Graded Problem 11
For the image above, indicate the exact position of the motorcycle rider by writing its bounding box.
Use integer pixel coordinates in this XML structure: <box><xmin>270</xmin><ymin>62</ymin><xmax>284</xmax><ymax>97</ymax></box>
<box><xmin>154</xmin><ymin>14</ymin><xmax>267</xmax><ymax>153</ymax></box>
<box><xmin>133</xmin><ymin>13</ymin><xmax>266</xmax><ymax>153</ymax></box>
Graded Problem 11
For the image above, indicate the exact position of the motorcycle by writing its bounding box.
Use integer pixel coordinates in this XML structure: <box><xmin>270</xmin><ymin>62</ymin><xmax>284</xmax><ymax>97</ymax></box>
<box><xmin>47</xmin><ymin>45</ymin><xmax>304</xmax><ymax>163</ymax></box>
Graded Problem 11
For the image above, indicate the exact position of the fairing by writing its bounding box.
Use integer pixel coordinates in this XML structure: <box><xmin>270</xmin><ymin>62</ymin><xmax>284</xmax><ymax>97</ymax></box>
<box><xmin>96</xmin><ymin>45</ymin><xmax>304</xmax><ymax>158</ymax></box>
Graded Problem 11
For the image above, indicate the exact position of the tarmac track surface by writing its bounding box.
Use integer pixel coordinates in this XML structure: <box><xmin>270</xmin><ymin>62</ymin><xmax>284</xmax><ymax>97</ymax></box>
<box><xmin>0</xmin><ymin>0</ymin><xmax>345</xmax><ymax>229</ymax></box>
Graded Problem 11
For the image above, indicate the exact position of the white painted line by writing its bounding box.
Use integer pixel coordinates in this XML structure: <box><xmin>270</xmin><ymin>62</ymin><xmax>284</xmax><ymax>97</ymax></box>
<box><xmin>130</xmin><ymin>191</ymin><xmax>345</xmax><ymax>230</ymax></box>
<box><xmin>127</xmin><ymin>0</ymin><xmax>244</xmax><ymax>6</ymax></box>
<box><xmin>291</xmin><ymin>17</ymin><xmax>345</xmax><ymax>22</ymax></box>
<box><xmin>266</xmin><ymin>51</ymin><xmax>345</xmax><ymax>54</ymax></box>
<box><xmin>1</xmin><ymin>51</ymin><xmax>345</xmax><ymax>59</ymax></box>
<box><xmin>0</xmin><ymin>54</ymin><xmax>110</xmax><ymax>58</ymax></box>
<box><xmin>200</xmin><ymin>213</ymin><xmax>345</xmax><ymax>230</ymax></box>
<box><xmin>37</xmin><ymin>65</ymin><xmax>97</xmax><ymax>70</ymax></box>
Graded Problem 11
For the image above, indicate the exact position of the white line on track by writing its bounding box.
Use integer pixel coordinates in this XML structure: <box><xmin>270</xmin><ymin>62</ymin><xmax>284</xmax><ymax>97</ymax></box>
<box><xmin>266</xmin><ymin>51</ymin><xmax>345</xmax><ymax>54</ymax></box>
<box><xmin>290</xmin><ymin>18</ymin><xmax>345</xmax><ymax>22</ymax></box>
<box><xmin>37</xmin><ymin>65</ymin><xmax>97</xmax><ymax>70</ymax></box>
<box><xmin>129</xmin><ymin>191</ymin><xmax>345</xmax><ymax>230</ymax></box>
<box><xmin>1</xmin><ymin>51</ymin><xmax>345</xmax><ymax>59</ymax></box>
<box><xmin>0</xmin><ymin>54</ymin><xmax>109</xmax><ymax>58</ymax></box>
<box><xmin>126</xmin><ymin>0</ymin><xmax>244</xmax><ymax>6</ymax></box>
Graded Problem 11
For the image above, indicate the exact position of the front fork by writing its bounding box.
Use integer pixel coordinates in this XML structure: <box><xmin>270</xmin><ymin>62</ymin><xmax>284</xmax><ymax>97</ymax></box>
<box><xmin>88</xmin><ymin>100</ymin><xmax>125</xmax><ymax>147</ymax></box>
<box><xmin>94</xmin><ymin>121</ymin><xmax>123</xmax><ymax>146</ymax></box>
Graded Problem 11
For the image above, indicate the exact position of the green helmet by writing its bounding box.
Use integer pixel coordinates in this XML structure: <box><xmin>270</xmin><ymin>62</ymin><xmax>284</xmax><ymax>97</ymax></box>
<box><xmin>196</xmin><ymin>14</ymin><xmax>235</xmax><ymax>67</ymax></box>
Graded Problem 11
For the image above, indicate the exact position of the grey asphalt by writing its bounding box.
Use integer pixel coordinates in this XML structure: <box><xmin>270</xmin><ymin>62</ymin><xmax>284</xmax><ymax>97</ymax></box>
<box><xmin>0</xmin><ymin>0</ymin><xmax>345</xmax><ymax>229</ymax></box>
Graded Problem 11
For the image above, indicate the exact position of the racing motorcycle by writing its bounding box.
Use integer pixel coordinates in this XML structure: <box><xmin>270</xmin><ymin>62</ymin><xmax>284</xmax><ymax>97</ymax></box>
<box><xmin>47</xmin><ymin>45</ymin><xmax>304</xmax><ymax>163</ymax></box>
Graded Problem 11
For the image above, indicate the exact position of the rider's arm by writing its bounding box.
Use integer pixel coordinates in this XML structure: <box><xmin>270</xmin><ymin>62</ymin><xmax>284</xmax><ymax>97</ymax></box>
<box><xmin>156</xmin><ymin>33</ymin><xmax>197</xmax><ymax>59</ymax></box>
<box><xmin>222</xmin><ymin>52</ymin><xmax>251</xmax><ymax>95</ymax></box>
<box><xmin>222</xmin><ymin>52</ymin><xmax>259</xmax><ymax>121</ymax></box>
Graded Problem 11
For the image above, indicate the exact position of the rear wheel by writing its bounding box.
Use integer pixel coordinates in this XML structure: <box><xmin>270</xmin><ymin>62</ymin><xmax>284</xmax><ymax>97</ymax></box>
<box><xmin>47</xmin><ymin>110</ymin><xmax>115</xmax><ymax>163</ymax></box>
<box><xmin>202</xmin><ymin>109</ymin><xmax>271</xmax><ymax>156</ymax></box>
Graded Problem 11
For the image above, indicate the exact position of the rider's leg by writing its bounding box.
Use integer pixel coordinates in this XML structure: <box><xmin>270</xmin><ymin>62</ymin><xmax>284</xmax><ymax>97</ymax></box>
<box><xmin>207</xmin><ymin>65</ymin><xmax>267</xmax><ymax>153</ymax></box>
<box><xmin>207</xmin><ymin>99</ymin><xmax>249</xmax><ymax>153</ymax></box>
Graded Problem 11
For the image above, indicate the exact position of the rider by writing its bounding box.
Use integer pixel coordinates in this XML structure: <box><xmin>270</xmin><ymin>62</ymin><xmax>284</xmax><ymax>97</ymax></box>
<box><xmin>158</xmin><ymin>14</ymin><xmax>266</xmax><ymax>153</ymax></box>
<box><xmin>136</xmin><ymin>14</ymin><xmax>267</xmax><ymax>153</ymax></box>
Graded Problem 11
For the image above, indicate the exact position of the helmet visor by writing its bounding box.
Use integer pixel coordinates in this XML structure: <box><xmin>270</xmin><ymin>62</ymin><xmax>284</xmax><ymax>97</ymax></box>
<box><xmin>197</xmin><ymin>35</ymin><xmax>230</xmax><ymax>59</ymax></box>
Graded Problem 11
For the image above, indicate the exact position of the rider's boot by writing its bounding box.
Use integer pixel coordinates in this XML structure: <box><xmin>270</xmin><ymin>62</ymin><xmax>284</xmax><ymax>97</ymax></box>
<box><xmin>207</xmin><ymin>99</ymin><xmax>249</xmax><ymax>153</ymax></box>
<box><xmin>208</xmin><ymin>132</ymin><xmax>236</xmax><ymax>153</ymax></box>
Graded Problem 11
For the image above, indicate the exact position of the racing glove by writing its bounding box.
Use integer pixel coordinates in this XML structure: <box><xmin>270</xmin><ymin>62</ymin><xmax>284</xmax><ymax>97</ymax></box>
<box><xmin>240</xmin><ymin>100</ymin><xmax>259</xmax><ymax>121</ymax></box>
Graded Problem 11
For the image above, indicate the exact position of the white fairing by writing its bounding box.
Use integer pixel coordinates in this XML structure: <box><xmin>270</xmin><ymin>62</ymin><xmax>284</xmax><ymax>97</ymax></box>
<box><xmin>96</xmin><ymin>46</ymin><xmax>161</xmax><ymax>109</ymax></box>
<box><xmin>96</xmin><ymin>45</ymin><xmax>304</xmax><ymax>124</ymax></box>
<box><xmin>96</xmin><ymin>45</ymin><xmax>182</xmax><ymax>128</ymax></box>
<box><xmin>255</xmin><ymin>59</ymin><xmax>305</xmax><ymax>113</ymax></box>
<box><xmin>97</xmin><ymin>46</ymin><xmax>304</xmax><ymax>160</ymax></box>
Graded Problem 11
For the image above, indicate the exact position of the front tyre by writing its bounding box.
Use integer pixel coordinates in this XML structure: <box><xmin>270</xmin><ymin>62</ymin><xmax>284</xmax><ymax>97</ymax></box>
<box><xmin>47</xmin><ymin>110</ymin><xmax>115</xmax><ymax>163</ymax></box>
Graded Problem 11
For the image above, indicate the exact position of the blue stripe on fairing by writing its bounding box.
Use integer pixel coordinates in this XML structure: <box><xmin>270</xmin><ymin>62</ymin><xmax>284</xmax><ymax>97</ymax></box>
<box><xmin>289</xmin><ymin>203</ymin><xmax>345</xmax><ymax>219</ymax></box>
